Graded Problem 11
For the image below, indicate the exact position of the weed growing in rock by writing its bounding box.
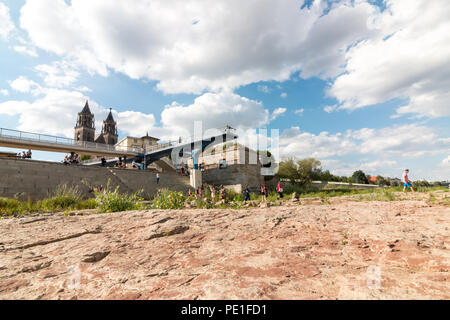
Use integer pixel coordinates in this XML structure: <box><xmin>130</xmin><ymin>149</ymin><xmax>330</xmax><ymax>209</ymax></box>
<box><xmin>150</xmin><ymin>189</ymin><xmax>186</xmax><ymax>209</ymax></box>
<box><xmin>94</xmin><ymin>183</ymin><xmax>144</xmax><ymax>213</ymax></box>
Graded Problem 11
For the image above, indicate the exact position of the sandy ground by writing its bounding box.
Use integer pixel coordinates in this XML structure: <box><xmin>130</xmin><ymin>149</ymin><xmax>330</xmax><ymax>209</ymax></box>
<box><xmin>0</xmin><ymin>192</ymin><xmax>449</xmax><ymax>300</ymax></box>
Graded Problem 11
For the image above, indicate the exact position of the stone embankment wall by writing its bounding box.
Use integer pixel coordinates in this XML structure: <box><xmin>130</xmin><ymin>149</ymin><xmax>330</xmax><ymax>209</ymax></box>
<box><xmin>0</xmin><ymin>158</ymin><xmax>190</xmax><ymax>200</ymax></box>
<box><xmin>202</xmin><ymin>164</ymin><xmax>278</xmax><ymax>193</ymax></box>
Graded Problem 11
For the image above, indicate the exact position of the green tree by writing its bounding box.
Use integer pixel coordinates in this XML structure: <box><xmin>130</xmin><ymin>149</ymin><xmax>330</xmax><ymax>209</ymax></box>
<box><xmin>376</xmin><ymin>176</ymin><xmax>386</xmax><ymax>186</ymax></box>
<box><xmin>277</xmin><ymin>157</ymin><xmax>322</xmax><ymax>186</ymax></box>
<box><xmin>277</xmin><ymin>158</ymin><xmax>298</xmax><ymax>184</ymax></box>
<box><xmin>296</xmin><ymin>158</ymin><xmax>322</xmax><ymax>185</ymax></box>
<box><xmin>352</xmin><ymin>170</ymin><xmax>369</xmax><ymax>184</ymax></box>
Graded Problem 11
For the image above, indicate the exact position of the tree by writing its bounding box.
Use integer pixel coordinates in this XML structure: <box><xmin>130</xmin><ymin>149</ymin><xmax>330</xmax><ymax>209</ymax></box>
<box><xmin>277</xmin><ymin>157</ymin><xmax>322</xmax><ymax>186</ymax></box>
<box><xmin>376</xmin><ymin>175</ymin><xmax>387</xmax><ymax>186</ymax></box>
<box><xmin>277</xmin><ymin>158</ymin><xmax>298</xmax><ymax>184</ymax></box>
<box><xmin>352</xmin><ymin>170</ymin><xmax>369</xmax><ymax>184</ymax></box>
<box><xmin>296</xmin><ymin>158</ymin><xmax>322</xmax><ymax>186</ymax></box>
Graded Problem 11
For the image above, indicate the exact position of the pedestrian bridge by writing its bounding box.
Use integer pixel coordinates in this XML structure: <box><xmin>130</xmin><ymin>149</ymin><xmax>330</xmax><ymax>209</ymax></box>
<box><xmin>0</xmin><ymin>128</ymin><xmax>141</xmax><ymax>157</ymax></box>
<box><xmin>83</xmin><ymin>131</ymin><xmax>239</xmax><ymax>166</ymax></box>
<box><xmin>0</xmin><ymin>127</ymin><xmax>238</xmax><ymax>164</ymax></box>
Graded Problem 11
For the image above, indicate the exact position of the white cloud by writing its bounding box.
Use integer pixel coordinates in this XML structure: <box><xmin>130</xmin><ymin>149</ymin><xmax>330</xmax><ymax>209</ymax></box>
<box><xmin>280</xmin><ymin>92</ymin><xmax>287</xmax><ymax>99</ymax></box>
<box><xmin>116</xmin><ymin>111</ymin><xmax>156</xmax><ymax>138</ymax></box>
<box><xmin>0</xmin><ymin>88</ymin><xmax>157</xmax><ymax>139</ymax></box>
<box><xmin>295</xmin><ymin>108</ymin><xmax>304</xmax><ymax>115</ymax></box>
<box><xmin>271</xmin><ymin>107</ymin><xmax>287</xmax><ymax>120</ymax></box>
<box><xmin>279</xmin><ymin>124</ymin><xmax>450</xmax><ymax>159</ymax></box>
<box><xmin>35</xmin><ymin>61</ymin><xmax>80</xmax><ymax>88</ymax></box>
<box><xmin>13</xmin><ymin>45</ymin><xmax>38</xmax><ymax>57</ymax></box>
<box><xmin>9</xmin><ymin>76</ymin><xmax>42</xmax><ymax>95</ymax></box>
<box><xmin>161</xmin><ymin>90</ymin><xmax>269</xmax><ymax>135</ymax></box>
<box><xmin>0</xmin><ymin>3</ymin><xmax>14</xmax><ymax>40</ymax></box>
<box><xmin>441</xmin><ymin>156</ymin><xmax>450</xmax><ymax>166</ymax></box>
<box><xmin>20</xmin><ymin>0</ymin><xmax>378</xmax><ymax>94</ymax></box>
<box><xmin>74</xmin><ymin>86</ymin><xmax>91</xmax><ymax>93</ymax></box>
<box><xmin>257</xmin><ymin>85</ymin><xmax>270</xmax><ymax>93</ymax></box>
<box><xmin>0</xmin><ymin>89</ymin><xmax>8</xmax><ymax>96</ymax></box>
<box><xmin>329</xmin><ymin>0</ymin><xmax>450</xmax><ymax>118</ymax></box>
<box><xmin>324</xmin><ymin>105</ymin><xmax>337</xmax><ymax>113</ymax></box>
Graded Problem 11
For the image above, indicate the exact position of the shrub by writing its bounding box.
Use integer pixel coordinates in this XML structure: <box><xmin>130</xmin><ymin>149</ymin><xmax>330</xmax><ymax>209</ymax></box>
<box><xmin>40</xmin><ymin>184</ymin><xmax>84</xmax><ymax>211</ymax></box>
<box><xmin>150</xmin><ymin>188</ymin><xmax>186</xmax><ymax>209</ymax></box>
<box><xmin>0</xmin><ymin>198</ymin><xmax>24</xmax><ymax>216</ymax></box>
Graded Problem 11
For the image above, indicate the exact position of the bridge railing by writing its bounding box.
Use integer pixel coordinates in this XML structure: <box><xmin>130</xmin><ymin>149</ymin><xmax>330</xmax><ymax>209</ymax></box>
<box><xmin>0</xmin><ymin>128</ymin><xmax>142</xmax><ymax>154</ymax></box>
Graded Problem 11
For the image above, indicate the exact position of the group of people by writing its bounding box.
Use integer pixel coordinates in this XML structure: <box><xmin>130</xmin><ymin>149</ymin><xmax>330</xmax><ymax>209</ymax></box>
<box><xmin>17</xmin><ymin>149</ymin><xmax>32</xmax><ymax>159</ymax></box>
<box><xmin>62</xmin><ymin>153</ymin><xmax>81</xmax><ymax>165</ymax></box>
<box><xmin>255</xmin><ymin>182</ymin><xmax>284</xmax><ymax>201</ymax></box>
<box><xmin>114</xmin><ymin>157</ymin><xmax>128</xmax><ymax>169</ymax></box>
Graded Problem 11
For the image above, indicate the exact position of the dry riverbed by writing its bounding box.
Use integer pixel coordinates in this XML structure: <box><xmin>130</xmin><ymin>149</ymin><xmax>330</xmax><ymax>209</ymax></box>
<box><xmin>0</xmin><ymin>192</ymin><xmax>449</xmax><ymax>299</ymax></box>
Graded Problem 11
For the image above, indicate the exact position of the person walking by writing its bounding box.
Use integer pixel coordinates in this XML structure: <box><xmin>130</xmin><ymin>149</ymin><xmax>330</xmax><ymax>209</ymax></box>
<box><xmin>243</xmin><ymin>185</ymin><xmax>250</xmax><ymax>202</ymax></box>
<box><xmin>402</xmin><ymin>169</ymin><xmax>415</xmax><ymax>193</ymax></box>
<box><xmin>260</xmin><ymin>184</ymin><xmax>268</xmax><ymax>202</ymax></box>
<box><xmin>156</xmin><ymin>172</ymin><xmax>160</xmax><ymax>184</ymax></box>
<box><xmin>277</xmin><ymin>182</ymin><xmax>284</xmax><ymax>199</ymax></box>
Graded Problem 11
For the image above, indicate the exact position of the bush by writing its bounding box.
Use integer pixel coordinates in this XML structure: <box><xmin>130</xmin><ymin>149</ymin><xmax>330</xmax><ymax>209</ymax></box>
<box><xmin>0</xmin><ymin>198</ymin><xmax>24</xmax><ymax>216</ymax></box>
<box><xmin>94</xmin><ymin>185</ymin><xmax>144</xmax><ymax>213</ymax></box>
<box><xmin>150</xmin><ymin>188</ymin><xmax>186</xmax><ymax>209</ymax></box>
<box><xmin>40</xmin><ymin>184</ymin><xmax>84</xmax><ymax>211</ymax></box>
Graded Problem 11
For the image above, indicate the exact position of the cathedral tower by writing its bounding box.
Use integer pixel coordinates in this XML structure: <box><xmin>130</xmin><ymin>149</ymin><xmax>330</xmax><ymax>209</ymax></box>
<box><xmin>101</xmin><ymin>108</ymin><xmax>118</xmax><ymax>145</ymax></box>
<box><xmin>74</xmin><ymin>101</ymin><xmax>95</xmax><ymax>142</ymax></box>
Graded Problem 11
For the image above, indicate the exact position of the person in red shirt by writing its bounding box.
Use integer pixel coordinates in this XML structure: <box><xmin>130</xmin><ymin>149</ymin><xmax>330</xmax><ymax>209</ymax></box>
<box><xmin>277</xmin><ymin>182</ymin><xmax>284</xmax><ymax>199</ymax></box>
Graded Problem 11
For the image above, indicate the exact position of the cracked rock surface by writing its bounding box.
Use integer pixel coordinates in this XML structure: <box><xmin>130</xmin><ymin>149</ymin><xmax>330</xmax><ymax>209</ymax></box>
<box><xmin>0</xmin><ymin>197</ymin><xmax>448</xmax><ymax>300</ymax></box>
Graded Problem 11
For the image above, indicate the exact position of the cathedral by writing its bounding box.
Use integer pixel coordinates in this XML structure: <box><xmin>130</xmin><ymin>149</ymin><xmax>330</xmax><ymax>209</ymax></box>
<box><xmin>74</xmin><ymin>101</ymin><xmax>118</xmax><ymax>145</ymax></box>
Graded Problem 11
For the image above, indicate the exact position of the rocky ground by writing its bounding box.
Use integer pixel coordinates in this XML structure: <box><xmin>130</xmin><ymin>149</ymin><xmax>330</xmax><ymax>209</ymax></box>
<box><xmin>0</xmin><ymin>192</ymin><xmax>449</xmax><ymax>300</ymax></box>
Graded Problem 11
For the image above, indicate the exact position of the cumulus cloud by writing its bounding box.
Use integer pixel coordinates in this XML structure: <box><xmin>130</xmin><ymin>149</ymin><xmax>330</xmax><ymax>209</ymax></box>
<box><xmin>0</xmin><ymin>88</ymin><xmax>157</xmax><ymax>139</ymax></box>
<box><xmin>271</xmin><ymin>107</ymin><xmax>287</xmax><ymax>120</ymax></box>
<box><xmin>0</xmin><ymin>89</ymin><xmax>8</xmax><ymax>96</ymax></box>
<box><xmin>442</xmin><ymin>156</ymin><xmax>450</xmax><ymax>166</ymax></box>
<box><xmin>13</xmin><ymin>45</ymin><xmax>38</xmax><ymax>57</ymax></box>
<box><xmin>279</xmin><ymin>124</ymin><xmax>449</xmax><ymax>159</ymax></box>
<box><xmin>19</xmin><ymin>0</ymin><xmax>377</xmax><ymax>94</ymax></box>
<box><xmin>329</xmin><ymin>0</ymin><xmax>450</xmax><ymax>118</ymax></box>
<box><xmin>35</xmin><ymin>61</ymin><xmax>80</xmax><ymax>88</ymax></box>
<box><xmin>9</xmin><ymin>76</ymin><xmax>42</xmax><ymax>95</ymax></box>
<box><xmin>0</xmin><ymin>3</ymin><xmax>14</xmax><ymax>40</ymax></box>
<box><xmin>161</xmin><ymin>90</ymin><xmax>269</xmax><ymax>134</ymax></box>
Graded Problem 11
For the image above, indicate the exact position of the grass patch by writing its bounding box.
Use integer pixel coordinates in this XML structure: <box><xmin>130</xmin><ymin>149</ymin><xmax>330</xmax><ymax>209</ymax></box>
<box><xmin>149</xmin><ymin>189</ymin><xmax>186</xmax><ymax>209</ymax></box>
<box><xmin>94</xmin><ymin>183</ymin><xmax>144</xmax><ymax>213</ymax></box>
<box><xmin>0</xmin><ymin>184</ymin><xmax>96</xmax><ymax>216</ymax></box>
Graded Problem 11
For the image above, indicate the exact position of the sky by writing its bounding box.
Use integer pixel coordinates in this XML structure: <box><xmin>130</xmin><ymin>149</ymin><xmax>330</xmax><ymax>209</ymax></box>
<box><xmin>0</xmin><ymin>0</ymin><xmax>449</xmax><ymax>181</ymax></box>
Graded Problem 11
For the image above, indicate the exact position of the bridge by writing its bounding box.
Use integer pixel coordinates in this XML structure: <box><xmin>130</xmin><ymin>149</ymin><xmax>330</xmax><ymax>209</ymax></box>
<box><xmin>0</xmin><ymin>127</ymin><xmax>239</xmax><ymax>165</ymax></box>
<box><xmin>0</xmin><ymin>128</ymin><xmax>141</xmax><ymax>157</ymax></box>
<box><xmin>83</xmin><ymin>131</ymin><xmax>239</xmax><ymax>167</ymax></box>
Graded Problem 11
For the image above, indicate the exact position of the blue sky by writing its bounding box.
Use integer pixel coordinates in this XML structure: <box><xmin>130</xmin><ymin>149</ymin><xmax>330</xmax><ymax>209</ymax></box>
<box><xmin>0</xmin><ymin>0</ymin><xmax>449</xmax><ymax>180</ymax></box>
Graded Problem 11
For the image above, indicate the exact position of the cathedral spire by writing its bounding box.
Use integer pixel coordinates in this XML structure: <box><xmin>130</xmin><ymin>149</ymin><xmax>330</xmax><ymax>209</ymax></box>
<box><xmin>81</xmin><ymin>100</ymin><xmax>92</xmax><ymax>115</ymax></box>
<box><xmin>106</xmin><ymin>108</ymin><xmax>115</xmax><ymax>122</ymax></box>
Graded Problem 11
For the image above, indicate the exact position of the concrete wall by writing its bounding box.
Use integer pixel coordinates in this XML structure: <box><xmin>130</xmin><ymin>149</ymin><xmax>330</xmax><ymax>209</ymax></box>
<box><xmin>0</xmin><ymin>158</ymin><xmax>190</xmax><ymax>200</ymax></box>
<box><xmin>202</xmin><ymin>164</ymin><xmax>278</xmax><ymax>193</ymax></box>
